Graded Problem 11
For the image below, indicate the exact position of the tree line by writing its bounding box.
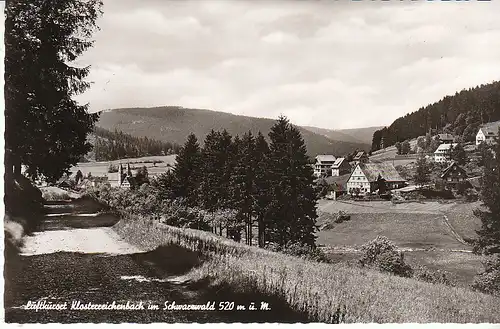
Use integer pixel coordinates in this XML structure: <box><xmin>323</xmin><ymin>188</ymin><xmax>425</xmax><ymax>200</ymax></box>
<box><xmin>153</xmin><ymin>116</ymin><xmax>319</xmax><ymax>248</ymax></box>
<box><xmin>372</xmin><ymin>81</ymin><xmax>500</xmax><ymax>151</ymax></box>
<box><xmin>93</xmin><ymin>127</ymin><xmax>181</xmax><ymax>161</ymax></box>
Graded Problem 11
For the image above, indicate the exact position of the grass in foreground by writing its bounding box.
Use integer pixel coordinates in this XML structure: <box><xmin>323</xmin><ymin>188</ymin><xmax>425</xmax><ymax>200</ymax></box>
<box><xmin>113</xmin><ymin>217</ymin><xmax>500</xmax><ymax>323</ymax></box>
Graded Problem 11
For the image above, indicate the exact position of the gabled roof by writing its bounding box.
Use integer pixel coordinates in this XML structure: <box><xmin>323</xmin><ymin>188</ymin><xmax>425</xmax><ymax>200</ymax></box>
<box><xmin>324</xmin><ymin>173</ymin><xmax>350</xmax><ymax>188</ymax></box>
<box><xmin>357</xmin><ymin>162</ymin><xmax>406</xmax><ymax>182</ymax></box>
<box><xmin>353</xmin><ymin>151</ymin><xmax>367</xmax><ymax>160</ymax></box>
<box><xmin>435</xmin><ymin>143</ymin><xmax>458</xmax><ymax>152</ymax></box>
<box><xmin>315</xmin><ymin>154</ymin><xmax>336</xmax><ymax>163</ymax></box>
<box><xmin>331</xmin><ymin>157</ymin><xmax>346</xmax><ymax>168</ymax></box>
<box><xmin>440</xmin><ymin>162</ymin><xmax>467</xmax><ymax>179</ymax></box>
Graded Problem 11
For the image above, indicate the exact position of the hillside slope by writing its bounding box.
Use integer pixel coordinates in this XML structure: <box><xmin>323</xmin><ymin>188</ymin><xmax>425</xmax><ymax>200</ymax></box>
<box><xmin>303</xmin><ymin>126</ymin><xmax>384</xmax><ymax>145</ymax></box>
<box><xmin>371</xmin><ymin>81</ymin><xmax>500</xmax><ymax>151</ymax></box>
<box><xmin>97</xmin><ymin>106</ymin><xmax>370</xmax><ymax>157</ymax></box>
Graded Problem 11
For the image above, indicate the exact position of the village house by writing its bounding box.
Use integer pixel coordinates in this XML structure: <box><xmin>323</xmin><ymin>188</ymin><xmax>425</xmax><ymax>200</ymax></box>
<box><xmin>434</xmin><ymin>143</ymin><xmax>458</xmax><ymax>163</ymax></box>
<box><xmin>331</xmin><ymin>157</ymin><xmax>351</xmax><ymax>177</ymax></box>
<box><xmin>346</xmin><ymin>162</ymin><xmax>406</xmax><ymax>195</ymax></box>
<box><xmin>324</xmin><ymin>173</ymin><xmax>350</xmax><ymax>200</ymax></box>
<box><xmin>352</xmin><ymin>151</ymin><xmax>369</xmax><ymax>166</ymax></box>
<box><xmin>436</xmin><ymin>133</ymin><xmax>455</xmax><ymax>144</ymax></box>
<box><xmin>314</xmin><ymin>155</ymin><xmax>336</xmax><ymax>178</ymax></box>
<box><xmin>476</xmin><ymin>122</ymin><xmax>500</xmax><ymax>145</ymax></box>
<box><xmin>440</xmin><ymin>162</ymin><xmax>467</xmax><ymax>188</ymax></box>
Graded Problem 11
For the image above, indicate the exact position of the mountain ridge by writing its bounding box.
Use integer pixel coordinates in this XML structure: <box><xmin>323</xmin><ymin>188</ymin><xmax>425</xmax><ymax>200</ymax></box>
<box><xmin>96</xmin><ymin>106</ymin><xmax>371</xmax><ymax>157</ymax></box>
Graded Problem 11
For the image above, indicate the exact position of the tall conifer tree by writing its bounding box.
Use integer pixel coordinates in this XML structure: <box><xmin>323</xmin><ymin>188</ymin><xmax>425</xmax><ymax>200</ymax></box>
<box><xmin>474</xmin><ymin>130</ymin><xmax>500</xmax><ymax>254</ymax></box>
<box><xmin>171</xmin><ymin>133</ymin><xmax>201</xmax><ymax>207</ymax></box>
<box><xmin>254</xmin><ymin>132</ymin><xmax>271</xmax><ymax>247</ymax></box>
<box><xmin>267</xmin><ymin>116</ymin><xmax>318</xmax><ymax>247</ymax></box>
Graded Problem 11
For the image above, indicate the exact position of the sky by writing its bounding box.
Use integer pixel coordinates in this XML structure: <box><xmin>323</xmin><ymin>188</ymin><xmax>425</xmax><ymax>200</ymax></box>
<box><xmin>75</xmin><ymin>0</ymin><xmax>500</xmax><ymax>130</ymax></box>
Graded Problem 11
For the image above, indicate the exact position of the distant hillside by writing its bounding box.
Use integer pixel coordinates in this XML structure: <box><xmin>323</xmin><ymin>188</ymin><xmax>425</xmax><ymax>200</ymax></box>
<box><xmin>303</xmin><ymin>126</ymin><xmax>384</xmax><ymax>145</ymax></box>
<box><xmin>96</xmin><ymin>106</ymin><xmax>370</xmax><ymax>158</ymax></box>
<box><xmin>84</xmin><ymin>127</ymin><xmax>181</xmax><ymax>162</ymax></box>
<box><xmin>372</xmin><ymin>81</ymin><xmax>500</xmax><ymax>151</ymax></box>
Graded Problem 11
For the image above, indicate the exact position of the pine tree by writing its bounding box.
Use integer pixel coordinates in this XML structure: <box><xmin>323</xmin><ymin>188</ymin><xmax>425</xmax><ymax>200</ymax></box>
<box><xmin>451</xmin><ymin>143</ymin><xmax>467</xmax><ymax>166</ymax></box>
<box><xmin>254</xmin><ymin>132</ymin><xmax>271</xmax><ymax>247</ymax></box>
<box><xmin>267</xmin><ymin>116</ymin><xmax>318</xmax><ymax>248</ymax></box>
<box><xmin>200</xmin><ymin>130</ymin><xmax>221</xmax><ymax>214</ymax></box>
<box><xmin>414</xmin><ymin>155</ymin><xmax>431</xmax><ymax>187</ymax></box>
<box><xmin>5</xmin><ymin>0</ymin><xmax>103</xmax><ymax>182</ymax></box>
<box><xmin>171</xmin><ymin>133</ymin><xmax>201</xmax><ymax>207</ymax></box>
<box><xmin>229</xmin><ymin>132</ymin><xmax>257</xmax><ymax>244</ymax></box>
<box><xmin>474</xmin><ymin>131</ymin><xmax>500</xmax><ymax>254</ymax></box>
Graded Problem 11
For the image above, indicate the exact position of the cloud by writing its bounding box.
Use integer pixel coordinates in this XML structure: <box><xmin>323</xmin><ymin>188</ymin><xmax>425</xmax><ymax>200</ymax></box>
<box><xmin>76</xmin><ymin>0</ymin><xmax>500</xmax><ymax>129</ymax></box>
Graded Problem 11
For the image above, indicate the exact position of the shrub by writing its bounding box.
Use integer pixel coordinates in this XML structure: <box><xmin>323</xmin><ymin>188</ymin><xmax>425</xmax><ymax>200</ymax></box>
<box><xmin>108</xmin><ymin>164</ymin><xmax>119</xmax><ymax>173</ymax></box>
<box><xmin>413</xmin><ymin>265</ymin><xmax>454</xmax><ymax>286</ymax></box>
<box><xmin>42</xmin><ymin>190</ymin><xmax>71</xmax><ymax>201</ymax></box>
<box><xmin>334</xmin><ymin>210</ymin><xmax>351</xmax><ymax>223</ymax></box>
<box><xmin>471</xmin><ymin>255</ymin><xmax>500</xmax><ymax>296</ymax></box>
<box><xmin>270</xmin><ymin>242</ymin><xmax>330</xmax><ymax>263</ymax></box>
<box><xmin>359</xmin><ymin>236</ymin><xmax>413</xmax><ymax>278</ymax></box>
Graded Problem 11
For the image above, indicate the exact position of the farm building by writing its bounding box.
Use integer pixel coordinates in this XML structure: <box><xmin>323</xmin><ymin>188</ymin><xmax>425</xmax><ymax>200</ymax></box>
<box><xmin>346</xmin><ymin>162</ymin><xmax>406</xmax><ymax>195</ymax></box>
<box><xmin>440</xmin><ymin>162</ymin><xmax>467</xmax><ymax>187</ymax></box>
<box><xmin>436</xmin><ymin>133</ymin><xmax>455</xmax><ymax>144</ymax></box>
<box><xmin>314</xmin><ymin>155</ymin><xmax>336</xmax><ymax>178</ymax></box>
<box><xmin>352</xmin><ymin>151</ymin><xmax>369</xmax><ymax>166</ymax></box>
<box><xmin>434</xmin><ymin>143</ymin><xmax>458</xmax><ymax>163</ymax></box>
<box><xmin>324</xmin><ymin>173</ymin><xmax>350</xmax><ymax>198</ymax></box>
<box><xmin>476</xmin><ymin>122</ymin><xmax>500</xmax><ymax>145</ymax></box>
<box><xmin>331</xmin><ymin>157</ymin><xmax>351</xmax><ymax>177</ymax></box>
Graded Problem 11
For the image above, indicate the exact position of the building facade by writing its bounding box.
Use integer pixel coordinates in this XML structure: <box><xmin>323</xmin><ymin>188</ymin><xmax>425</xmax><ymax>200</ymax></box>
<box><xmin>440</xmin><ymin>162</ymin><xmax>467</xmax><ymax>186</ymax></box>
<box><xmin>331</xmin><ymin>157</ymin><xmax>351</xmax><ymax>177</ymax></box>
<box><xmin>434</xmin><ymin>143</ymin><xmax>458</xmax><ymax>163</ymax></box>
<box><xmin>476</xmin><ymin>125</ymin><xmax>499</xmax><ymax>145</ymax></box>
<box><xmin>347</xmin><ymin>162</ymin><xmax>406</xmax><ymax>195</ymax></box>
<box><xmin>314</xmin><ymin>155</ymin><xmax>336</xmax><ymax>178</ymax></box>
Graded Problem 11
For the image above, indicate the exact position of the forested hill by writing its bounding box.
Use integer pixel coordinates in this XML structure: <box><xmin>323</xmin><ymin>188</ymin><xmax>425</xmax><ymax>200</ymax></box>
<box><xmin>371</xmin><ymin>81</ymin><xmax>500</xmax><ymax>151</ymax></box>
<box><xmin>90</xmin><ymin>127</ymin><xmax>181</xmax><ymax>161</ymax></box>
<box><xmin>97</xmin><ymin>106</ymin><xmax>370</xmax><ymax>158</ymax></box>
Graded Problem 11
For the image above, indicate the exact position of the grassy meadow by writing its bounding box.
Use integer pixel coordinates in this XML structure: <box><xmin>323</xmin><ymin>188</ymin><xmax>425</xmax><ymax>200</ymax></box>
<box><xmin>70</xmin><ymin>155</ymin><xmax>177</xmax><ymax>179</ymax></box>
<box><xmin>317</xmin><ymin>199</ymin><xmax>487</xmax><ymax>288</ymax></box>
<box><xmin>113</xmin><ymin>216</ymin><xmax>500</xmax><ymax>323</ymax></box>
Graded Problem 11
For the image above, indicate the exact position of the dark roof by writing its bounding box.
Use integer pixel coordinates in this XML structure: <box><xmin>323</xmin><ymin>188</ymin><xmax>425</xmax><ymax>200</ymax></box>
<box><xmin>358</xmin><ymin>162</ymin><xmax>406</xmax><ymax>182</ymax></box>
<box><xmin>324</xmin><ymin>174</ymin><xmax>350</xmax><ymax>190</ymax></box>
<box><xmin>331</xmin><ymin>157</ymin><xmax>347</xmax><ymax>168</ymax></box>
<box><xmin>353</xmin><ymin>151</ymin><xmax>367</xmax><ymax>160</ymax></box>
<box><xmin>440</xmin><ymin>162</ymin><xmax>467</xmax><ymax>179</ymax></box>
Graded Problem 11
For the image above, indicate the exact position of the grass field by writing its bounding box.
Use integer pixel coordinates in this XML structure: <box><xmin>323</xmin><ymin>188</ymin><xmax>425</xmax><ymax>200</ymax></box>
<box><xmin>318</xmin><ymin>199</ymin><xmax>457</xmax><ymax>214</ymax></box>
<box><xmin>113</xmin><ymin>216</ymin><xmax>500</xmax><ymax>323</ymax></box>
<box><xmin>70</xmin><ymin>155</ymin><xmax>177</xmax><ymax>179</ymax></box>
<box><xmin>317</xmin><ymin>212</ymin><xmax>466</xmax><ymax>250</ymax></box>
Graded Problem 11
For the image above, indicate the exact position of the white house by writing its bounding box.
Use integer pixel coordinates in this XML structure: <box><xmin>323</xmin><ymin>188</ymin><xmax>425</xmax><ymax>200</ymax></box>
<box><xmin>346</xmin><ymin>162</ymin><xmax>406</xmax><ymax>195</ymax></box>
<box><xmin>434</xmin><ymin>143</ymin><xmax>458</xmax><ymax>163</ymax></box>
<box><xmin>331</xmin><ymin>157</ymin><xmax>351</xmax><ymax>177</ymax></box>
<box><xmin>314</xmin><ymin>155</ymin><xmax>336</xmax><ymax>178</ymax></box>
<box><xmin>476</xmin><ymin>122</ymin><xmax>500</xmax><ymax>145</ymax></box>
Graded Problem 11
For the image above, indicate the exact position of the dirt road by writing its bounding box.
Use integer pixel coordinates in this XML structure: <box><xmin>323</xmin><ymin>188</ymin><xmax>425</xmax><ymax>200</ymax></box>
<box><xmin>5</xmin><ymin>197</ymin><xmax>305</xmax><ymax>323</ymax></box>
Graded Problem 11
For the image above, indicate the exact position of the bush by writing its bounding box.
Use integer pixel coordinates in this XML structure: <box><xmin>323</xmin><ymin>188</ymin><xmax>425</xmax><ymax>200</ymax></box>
<box><xmin>413</xmin><ymin>265</ymin><xmax>454</xmax><ymax>286</ymax></box>
<box><xmin>334</xmin><ymin>210</ymin><xmax>350</xmax><ymax>223</ymax></box>
<box><xmin>42</xmin><ymin>190</ymin><xmax>71</xmax><ymax>201</ymax></box>
<box><xmin>359</xmin><ymin>236</ymin><xmax>413</xmax><ymax>278</ymax></box>
<box><xmin>108</xmin><ymin>164</ymin><xmax>119</xmax><ymax>173</ymax></box>
<box><xmin>270</xmin><ymin>242</ymin><xmax>330</xmax><ymax>263</ymax></box>
<box><xmin>471</xmin><ymin>255</ymin><xmax>500</xmax><ymax>296</ymax></box>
